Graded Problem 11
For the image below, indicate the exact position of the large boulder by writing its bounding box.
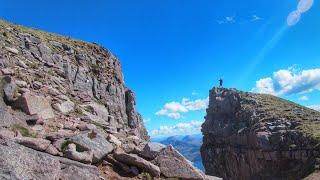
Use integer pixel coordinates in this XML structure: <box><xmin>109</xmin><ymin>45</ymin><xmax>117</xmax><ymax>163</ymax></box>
<box><xmin>13</xmin><ymin>93</ymin><xmax>55</xmax><ymax>119</ymax></box>
<box><xmin>140</xmin><ymin>142</ymin><xmax>166</xmax><ymax>160</ymax></box>
<box><xmin>153</xmin><ymin>145</ymin><xmax>205</xmax><ymax>179</ymax></box>
<box><xmin>113</xmin><ymin>150</ymin><xmax>161</xmax><ymax>177</ymax></box>
<box><xmin>64</xmin><ymin>143</ymin><xmax>93</xmax><ymax>164</ymax></box>
<box><xmin>0</xmin><ymin>141</ymin><xmax>61</xmax><ymax>180</ymax></box>
<box><xmin>69</xmin><ymin>131</ymin><xmax>114</xmax><ymax>163</ymax></box>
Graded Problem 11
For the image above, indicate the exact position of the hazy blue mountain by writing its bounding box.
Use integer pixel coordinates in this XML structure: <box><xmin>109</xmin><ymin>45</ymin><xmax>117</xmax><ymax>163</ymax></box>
<box><xmin>153</xmin><ymin>134</ymin><xmax>204</xmax><ymax>171</ymax></box>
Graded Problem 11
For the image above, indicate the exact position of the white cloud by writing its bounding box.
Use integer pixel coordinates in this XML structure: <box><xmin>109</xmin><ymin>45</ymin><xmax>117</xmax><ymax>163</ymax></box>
<box><xmin>143</xmin><ymin>118</ymin><xmax>151</xmax><ymax>124</ymax></box>
<box><xmin>253</xmin><ymin>67</ymin><xmax>320</xmax><ymax>96</ymax></box>
<box><xmin>299</xmin><ymin>95</ymin><xmax>309</xmax><ymax>101</ymax></box>
<box><xmin>150</xmin><ymin>120</ymin><xmax>203</xmax><ymax>137</ymax></box>
<box><xmin>191</xmin><ymin>91</ymin><xmax>199</xmax><ymax>96</ymax></box>
<box><xmin>251</xmin><ymin>15</ymin><xmax>262</xmax><ymax>22</ymax></box>
<box><xmin>217</xmin><ymin>16</ymin><xmax>235</xmax><ymax>24</ymax></box>
<box><xmin>287</xmin><ymin>0</ymin><xmax>313</xmax><ymax>26</ymax></box>
<box><xmin>308</xmin><ymin>105</ymin><xmax>320</xmax><ymax>111</ymax></box>
<box><xmin>156</xmin><ymin>97</ymin><xmax>209</xmax><ymax>120</ymax></box>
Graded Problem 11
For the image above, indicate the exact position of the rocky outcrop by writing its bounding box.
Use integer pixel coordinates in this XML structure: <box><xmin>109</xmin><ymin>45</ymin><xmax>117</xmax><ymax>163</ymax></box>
<box><xmin>201</xmin><ymin>87</ymin><xmax>320</xmax><ymax>179</ymax></box>
<box><xmin>0</xmin><ymin>19</ymin><xmax>214</xmax><ymax>179</ymax></box>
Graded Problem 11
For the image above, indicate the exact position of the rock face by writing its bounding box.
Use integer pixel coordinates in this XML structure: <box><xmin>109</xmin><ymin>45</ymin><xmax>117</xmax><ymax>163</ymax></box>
<box><xmin>0</xmin><ymin>19</ymin><xmax>214</xmax><ymax>179</ymax></box>
<box><xmin>201</xmin><ymin>87</ymin><xmax>320</xmax><ymax>179</ymax></box>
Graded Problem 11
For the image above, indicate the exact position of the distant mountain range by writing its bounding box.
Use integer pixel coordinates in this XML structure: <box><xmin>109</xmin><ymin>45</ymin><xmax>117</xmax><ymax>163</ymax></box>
<box><xmin>152</xmin><ymin>134</ymin><xmax>204</xmax><ymax>171</ymax></box>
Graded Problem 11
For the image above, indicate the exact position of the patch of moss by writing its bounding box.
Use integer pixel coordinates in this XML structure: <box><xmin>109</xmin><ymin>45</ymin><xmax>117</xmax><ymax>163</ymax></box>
<box><xmin>11</xmin><ymin>124</ymin><xmax>36</xmax><ymax>138</ymax></box>
<box><xmin>61</xmin><ymin>140</ymin><xmax>73</xmax><ymax>152</ymax></box>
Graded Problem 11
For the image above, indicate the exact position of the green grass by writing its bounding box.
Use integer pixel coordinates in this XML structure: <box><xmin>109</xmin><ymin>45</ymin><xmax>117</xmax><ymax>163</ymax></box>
<box><xmin>11</xmin><ymin>124</ymin><xmax>37</xmax><ymax>138</ymax></box>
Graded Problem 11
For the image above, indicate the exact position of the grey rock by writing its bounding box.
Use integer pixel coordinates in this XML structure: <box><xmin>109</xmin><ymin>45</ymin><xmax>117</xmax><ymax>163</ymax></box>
<box><xmin>140</xmin><ymin>142</ymin><xmax>165</xmax><ymax>160</ymax></box>
<box><xmin>114</xmin><ymin>150</ymin><xmax>160</xmax><ymax>177</ymax></box>
<box><xmin>3</xmin><ymin>80</ymin><xmax>18</xmax><ymax>102</ymax></box>
<box><xmin>153</xmin><ymin>145</ymin><xmax>204</xmax><ymax>179</ymax></box>
<box><xmin>70</xmin><ymin>131</ymin><xmax>114</xmax><ymax>163</ymax></box>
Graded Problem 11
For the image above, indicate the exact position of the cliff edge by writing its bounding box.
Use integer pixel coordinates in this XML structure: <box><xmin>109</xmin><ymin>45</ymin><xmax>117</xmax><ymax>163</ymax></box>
<box><xmin>201</xmin><ymin>87</ymin><xmax>320</xmax><ymax>180</ymax></box>
<box><xmin>0</xmin><ymin>20</ymin><xmax>218</xmax><ymax>180</ymax></box>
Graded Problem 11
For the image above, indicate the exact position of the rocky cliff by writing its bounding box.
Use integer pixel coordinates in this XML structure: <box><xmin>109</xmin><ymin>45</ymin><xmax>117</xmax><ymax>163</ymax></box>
<box><xmin>201</xmin><ymin>87</ymin><xmax>320</xmax><ymax>180</ymax></box>
<box><xmin>0</xmin><ymin>20</ymin><xmax>218</xmax><ymax>180</ymax></box>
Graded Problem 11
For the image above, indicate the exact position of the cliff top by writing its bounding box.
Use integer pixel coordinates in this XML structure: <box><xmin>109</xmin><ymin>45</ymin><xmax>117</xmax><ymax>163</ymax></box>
<box><xmin>208</xmin><ymin>87</ymin><xmax>320</xmax><ymax>141</ymax></box>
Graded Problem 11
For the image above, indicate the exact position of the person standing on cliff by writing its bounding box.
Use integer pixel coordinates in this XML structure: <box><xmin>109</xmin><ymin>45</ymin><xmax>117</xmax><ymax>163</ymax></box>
<box><xmin>219</xmin><ymin>78</ymin><xmax>223</xmax><ymax>87</ymax></box>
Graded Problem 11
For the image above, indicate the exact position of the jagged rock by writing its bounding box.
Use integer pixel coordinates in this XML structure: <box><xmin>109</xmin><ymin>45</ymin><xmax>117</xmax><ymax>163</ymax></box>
<box><xmin>140</xmin><ymin>142</ymin><xmax>166</xmax><ymax>160</ymax></box>
<box><xmin>153</xmin><ymin>145</ymin><xmax>204</xmax><ymax>179</ymax></box>
<box><xmin>52</xmin><ymin>100</ymin><xmax>75</xmax><ymax>114</ymax></box>
<box><xmin>13</xmin><ymin>92</ymin><xmax>55</xmax><ymax>119</ymax></box>
<box><xmin>201</xmin><ymin>87</ymin><xmax>320</xmax><ymax>179</ymax></box>
<box><xmin>46</xmin><ymin>144</ymin><xmax>60</xmax><ymax>156</ymax></box>
<box><xmin>114</xmin><ymin>150</ymin><xmax>161</xmax><ymax>177</ymax></box>
<box><xmin>69</xmin><ymin>131</ymin><xmax>114</xmax><ymax>163</ymax></box>
<box><xmin>64</xmin><ymin>143</ymin><xmax>93</xmax><ymax>164</ymax></box>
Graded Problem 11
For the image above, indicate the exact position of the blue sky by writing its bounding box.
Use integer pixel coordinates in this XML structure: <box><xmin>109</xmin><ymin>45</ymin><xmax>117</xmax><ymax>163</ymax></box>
<box><xmin>1</xmin><ymin>0</ymin><xmax>319</xmax><ymax>137</ymax></box>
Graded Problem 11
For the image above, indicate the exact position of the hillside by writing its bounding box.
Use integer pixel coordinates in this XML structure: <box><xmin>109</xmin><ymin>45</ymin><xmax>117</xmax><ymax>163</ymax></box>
<box><xmin>201</xmin><ymin>87</ymin><xmax>320</xmax><ymax>180</ymax></box>
<box><xmin>0</xmin><ymin>19</ymin><xmax>219</xmax><ymax>180</ymax></box>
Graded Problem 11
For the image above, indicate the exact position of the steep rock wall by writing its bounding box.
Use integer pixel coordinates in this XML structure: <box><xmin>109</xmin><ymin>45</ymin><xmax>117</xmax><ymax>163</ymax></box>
<box><xmin>201</xmin><ymin>87</ymin><xmax>320</xmax><ymax>180</ymax></box>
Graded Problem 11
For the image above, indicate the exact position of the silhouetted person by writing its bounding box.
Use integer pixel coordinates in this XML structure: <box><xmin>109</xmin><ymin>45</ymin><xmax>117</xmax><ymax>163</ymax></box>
<box><xmin>219</xmin><ymin>78</ymin><xmax>223</xmax><ymax>87</ymax></box>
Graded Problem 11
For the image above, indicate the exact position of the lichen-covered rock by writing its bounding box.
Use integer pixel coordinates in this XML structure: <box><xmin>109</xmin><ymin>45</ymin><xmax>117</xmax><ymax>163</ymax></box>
<box><xmin>201</xmin><ymin>87</ymin><xmax>320</xmax><ymax>179</ymax></box>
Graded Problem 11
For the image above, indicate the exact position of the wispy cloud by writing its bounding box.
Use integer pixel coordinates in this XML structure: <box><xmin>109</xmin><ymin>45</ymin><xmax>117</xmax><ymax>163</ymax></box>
<box><xmin>299</xmin><ymin>95</ymin><xmax>309</xmax><ymax>101</ymax></box>
<box><xmin>287</xmin><ymin>0</ymin><xmax>314</xmax><ymax>26</ymax></box>
<box><xmin>251</xmin><ymin>15</ymin><xmax>262</xmax><ymax>22</ymax></box>
<box><xmin>155</xmin><ymin>97</ymin><xmax>208</xmax><ymax>120</ymax></box>
<box><xmin>252</xmin><ymin>67</ymin><xmax>320</xmax><ymax>96</ymax></box>
<box><xmin>308</xmin><ymin>105</ymin><xmax>320</xmax><ymax>111</ymax></box>
<box><xmin>150</xmin><ymin>120</ymin><xmax>203</xmax><ymax>137</ymax></box>
<box><xmin>217</xmin><ymin>16</ymin><xmax>236</xmax><ymax>24</ymax></box>
<box><xmin>217</xmin><ymin>14</ymin><xmax>263</xmax><ymax>25</ymax></box>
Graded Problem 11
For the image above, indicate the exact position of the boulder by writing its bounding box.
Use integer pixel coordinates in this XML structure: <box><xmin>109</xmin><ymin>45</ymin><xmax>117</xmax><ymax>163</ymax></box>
<box><xmin>69</xmin><ymin>131</ymin><xmax>114</xmax><ymax>163</ymax></box>
<box><xmin>140</xmin><ymin>142</ymin><xmax>166</xmax><ymax>160</ymax></box>
<box><xmin>153</xmin><ymin>145</ymin><xmax>204</xmax><ymax>179</ymax></box>
<box><xmin>113</xmin><ymin>150</ymin><xmax>160</xmax><ymax>177</ymax></box>
<box><xmin>0</xmin><ymin>141</ymin><xmax>61</xmax><ymax>180</ymax></box>
<box><xmin>13</xmin><ymin>92</ymin><xmax>55</xmax><ymax>119</ymax></box>
<box><xmin>14</xmin><ymin>137</ymin><xmax>51</xmax><ymax>151</ymax></box>
<box><xmin>64</xmin><ymin>143</ymin><xmax>93</xmax><ymax>164</ymax></box>
<box><xmin>3</xmin><ymin>80</ymin><xmax>18</xmax><ymax>102</ymax></box>
<box><xmin>52</xmin><ymin>100</ymin><xmax>75</xmax><ymax>114</ymax></box>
